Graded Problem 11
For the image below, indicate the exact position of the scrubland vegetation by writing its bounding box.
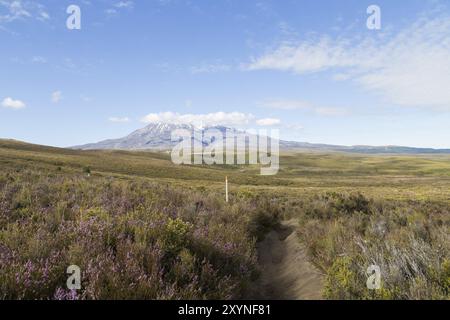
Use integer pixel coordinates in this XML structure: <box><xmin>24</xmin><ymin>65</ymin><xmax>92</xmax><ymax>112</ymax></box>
<box><xmin>289</xmin><ymin>193</ymin><xmax>449</xmax><ymax>299</ymax></box>
<box><xmin>0</xmin><ymin>139</ymin><xmax>448</xmax><ymax>299</ymax></box>
<box><xmin>0</xmin><ymin>169</ymin><xmax>278</xmax><ymax>299</ymax></box>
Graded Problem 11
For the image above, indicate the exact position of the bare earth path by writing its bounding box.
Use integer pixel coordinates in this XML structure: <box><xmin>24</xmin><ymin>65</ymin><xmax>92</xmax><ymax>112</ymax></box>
<box><xmin>245</xmin><ymin>220</ymin><xmax>324</xmax><ymax>300</ymax></box>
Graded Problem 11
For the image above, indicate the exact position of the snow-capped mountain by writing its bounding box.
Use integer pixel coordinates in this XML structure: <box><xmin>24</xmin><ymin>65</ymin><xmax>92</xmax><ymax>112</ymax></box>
<box><xmin>72</xmin><ymin>123</ymin><xmax>194</xmax><ymax>150</ymax></box>
<box><xmin>72</xmin><ymin>122</ymin><xmax>450</xmax><ymax>154</ymax></box>
<box><xmin>71</xmin><ymin>123</ymin><xmax>247</xmax><ymax>150</ymax></box>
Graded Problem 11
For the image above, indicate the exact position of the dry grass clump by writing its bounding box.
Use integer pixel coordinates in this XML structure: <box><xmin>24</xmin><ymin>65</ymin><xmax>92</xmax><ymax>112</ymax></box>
<box><xmin>292</xmin><ymin>192</ymin><xmax>449</xmax><ymax>299</ymax></box>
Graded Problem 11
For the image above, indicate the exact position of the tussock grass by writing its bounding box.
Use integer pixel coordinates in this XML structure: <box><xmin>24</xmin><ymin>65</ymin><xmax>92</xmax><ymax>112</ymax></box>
<box><xmin>289</xmin><ymin>193</ymin><xmax>449</xmax><ymax>299</ymax></box>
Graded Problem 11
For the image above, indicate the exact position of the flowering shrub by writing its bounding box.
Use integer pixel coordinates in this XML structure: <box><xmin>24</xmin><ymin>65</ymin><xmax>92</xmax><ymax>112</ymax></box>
<box><xmin>0</xmin><ymin>169</ymin><xmax>261</xmax><ymax>300</ymax></box>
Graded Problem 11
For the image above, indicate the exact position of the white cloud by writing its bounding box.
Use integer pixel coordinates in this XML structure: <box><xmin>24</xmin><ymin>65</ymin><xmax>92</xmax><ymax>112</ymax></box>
<box><xmin>286</xmin><ymin>124</ymin><xmax>304</xmax><ymax>131</ymax></box>
<box><xmin>256</xmin><ymin>118</ymin><xmax>281</xmax><ymax>126</ymax></box>
<box><xmin>261</xmin><ymin>99</ymin><xmax>347</xmax><ymax>116</ymax></box>
<box><xmin>105</xmin><ymin>8</ymin><xmax>117</xmax><ymax>15</ymax></box>
<box><xmin>0</xmin><ymin>1</ymin><xmax>30</xmax><ymax>23</ymax></box>
<box><xmin>2</xmin><ymin>97</ymin><xmax>25</xmax><ymax>109</ymax></box>
<box><xmin>114</xmin><ymin>1</ymin><xmax>134</xmax><ymax>9</ymax></box>
<box><xmin>315</xmin><ymin>107</ymin><xmax>348</xmax><ymax>116</ymax></box>
<box><xmin>81</xmin><ymin>95</ymin><xmax>92</xmax><ymax>103</ymax></box>
<box><xmin>31</xmin><ymin>56</ymin><xmax>46</xmax><ymax>63</ymax></box>
<box><xmin>190</xmin><ymin>63</ymin><xmax>231</xmax><ymax>74</ymax></box>
<box><xmin>51</xmin><ymin>91</ymin><xmax>62</xmax><ymax>103</ymax></box>
<box><xmin>247</xmin><ymin>14</ymin><xmax>450</xmax><ymax>109</ymax></box>
<box><xmin>106</xmin><ymin>1</ymin><xmax>134</xmax><ymax>16</ymax></box>
<box><xmin>37</xmin><ymin>10</ymin><xmax>49</xmax><ymax>21</ymax></box>
<box><xmin>0</xmin><ymin>1</ymin><xmax>49</xmax><ymax>24</ymax></box>
<box><xmin>109</xmin><ymin>117</ymin><xmax>130</xmax><ymax>123</ymax></box>
<box><xmin>260</xmin><ymin>99</ymin><xmax>312</xmax><ymax>110</ymax></box>
<box><xmin>141</xmin><ymin>111</ymin><xmax>254</xmax><ymax>127</ymax></box>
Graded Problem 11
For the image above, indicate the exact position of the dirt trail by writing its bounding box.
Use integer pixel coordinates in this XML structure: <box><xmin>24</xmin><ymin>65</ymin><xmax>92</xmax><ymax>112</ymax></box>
<box><xmin>246</xmin><ymin>220</ymin><xmax>324</xmax><ymax>300</ymax></box>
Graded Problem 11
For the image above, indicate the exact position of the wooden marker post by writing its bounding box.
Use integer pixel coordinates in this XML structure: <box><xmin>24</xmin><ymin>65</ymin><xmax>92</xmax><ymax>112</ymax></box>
<box><xmin>225</xmin><ymin>176</ymin><xmax>229</xmax><ymax>203</ymax></box>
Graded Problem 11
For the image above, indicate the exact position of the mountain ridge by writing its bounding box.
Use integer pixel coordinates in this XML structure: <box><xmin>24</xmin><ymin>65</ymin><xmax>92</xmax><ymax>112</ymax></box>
<box><xmin>71</xmin><ymin>122</ymin><xmax>450</xmax><ymax>154</ymax></box>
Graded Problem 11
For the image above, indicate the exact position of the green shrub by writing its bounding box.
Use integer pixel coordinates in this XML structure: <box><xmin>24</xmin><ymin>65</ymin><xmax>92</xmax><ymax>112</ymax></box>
<box><xmin>247</xmin><ymin>199</ymin><xmax>281</xmax><ymax>240</ymax></box>
<box><xmin>162</xmin><ymin>218</ymin><xmax>191</xmax><ymax>255</ymax></box>
<box><xmin>324</xmin><ymin>256</ymin><xmax>358</xmax><ymax>299</ymax></box>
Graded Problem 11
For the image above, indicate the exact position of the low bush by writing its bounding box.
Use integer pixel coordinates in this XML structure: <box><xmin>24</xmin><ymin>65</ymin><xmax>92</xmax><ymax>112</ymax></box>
<box><xmin>294</xmin><ymin>193</ymin><xmax>450</xmax><ymax>300</ymax></box>
<box><xmin>0</xmin><ymin>169</ymin><xmax>263</xmax><ymax>300</ymax></box>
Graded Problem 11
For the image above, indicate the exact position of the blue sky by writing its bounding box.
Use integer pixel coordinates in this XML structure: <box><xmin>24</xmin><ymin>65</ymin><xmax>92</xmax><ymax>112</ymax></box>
<box><xmin>1</xmin><ymin>0</ymin><xmax>450</xmax><ymax>148</ymax></box>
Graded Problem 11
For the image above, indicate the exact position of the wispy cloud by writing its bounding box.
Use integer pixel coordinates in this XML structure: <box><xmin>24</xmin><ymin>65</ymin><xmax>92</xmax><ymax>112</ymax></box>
<box><xmin>109</xmin><ymin>116</ymin><xmax>130</xmax><ymax>123</ymax></box>
<box><xmin>315</xmin><ymin>107</ymin><xmax>348</xmax><ymax>116</ymax></box>
<box><xmin>105</xmin><ymin>8</ymin><xmax>117</xmax><ymax>16</ymax></box>
<box><xmin>31</xmin><ymin>56</ymin><xmax>46</xmax><ymax>63</ymax></box>
<box><xmin>190</xmin><ymin>63</ymin><xmax>231</xmax><ymax>74</ymax></box>
<box><xmin>247</xmin><ymin>13</ymin><xmax>450</xmax><ymax>110</ymax></box>
<box><xmin>256</xmin><ymin>118</ymin><xmax>281</xmax><ymax>126</ymax></box>
<box><xmin>260</xmin><ymin>99</ymin><xmax>312</xmax><ymax>110</ymax></box>
<box><xmin>51</xmin><ymin>91</ymin><xmax>62</xmax><ymax>103</ymax></box>
<box><xmin>260</xmin><ymin>99</ymin><xmax>347</xmax><ymax>116</ymax></box>
<box><xmin>2</xmin><ymin>97</ymin><xmax>26</xmax><ymax>109</ymax></box>
<box><xmin>114</xmin><ymin>1</ymin><xmax>134</xmax><ymax>9</ymax></box>
<box><xmin>81</xmin><ymin>95</ymin><xmax>92</xmax><ymax>103</ymax></box>
<box><xmin>286</xmin><ymin>124</ymin><xmax>303</xmax><ymax>131</ymax></box>
<box><xmin>0</xmin><ymin>0</ymin><xmax>30</xmax><ymax>23</ymax></box>
<box><xmin>36</xmin><ymin>7</ymin><xmax>49</xmax><ymax>21</ymax></box>
<box><xmin>106</xmin><ymin>1</ymin><xmax>134</xmax><ymax>15</ymax></box>
<box><xmin>0</xmin><ymin>1</ymin><xmax>49</xmax><ymax>24</ymax></box>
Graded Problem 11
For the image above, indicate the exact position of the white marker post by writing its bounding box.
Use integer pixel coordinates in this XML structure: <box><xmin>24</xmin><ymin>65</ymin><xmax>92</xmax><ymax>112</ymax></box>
<box><xmin>225</xmin><ymin>176</ymin><xmax>229</xmax><ymax>203</ymax></box>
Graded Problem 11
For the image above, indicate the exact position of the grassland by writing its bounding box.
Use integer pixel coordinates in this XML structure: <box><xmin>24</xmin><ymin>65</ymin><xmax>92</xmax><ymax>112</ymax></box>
<box><xmin>0</xmin><ymin>139</ymin><xmax>449</xmax><ymax>299</ymax></box>
<box><xmin>2</xmin><ymin>139</ymin><xmax>450</xmax><ymax>199</ymax></box>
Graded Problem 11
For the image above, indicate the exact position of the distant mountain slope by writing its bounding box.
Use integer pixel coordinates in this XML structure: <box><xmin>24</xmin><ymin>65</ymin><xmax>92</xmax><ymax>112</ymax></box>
<box><xmin>72</xmin><ymin>123</ymin><xmax>195</xmax><ymax>150</ymax></box>
<box><xmin>72</xmin><ymin>122</ymin><xmax>450</xmax><ymax>154</ymax></box>
<box><xmin>72</xmin><ymin>123</ymin><xmax>248</xmax><ymax>151</ymax></box>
